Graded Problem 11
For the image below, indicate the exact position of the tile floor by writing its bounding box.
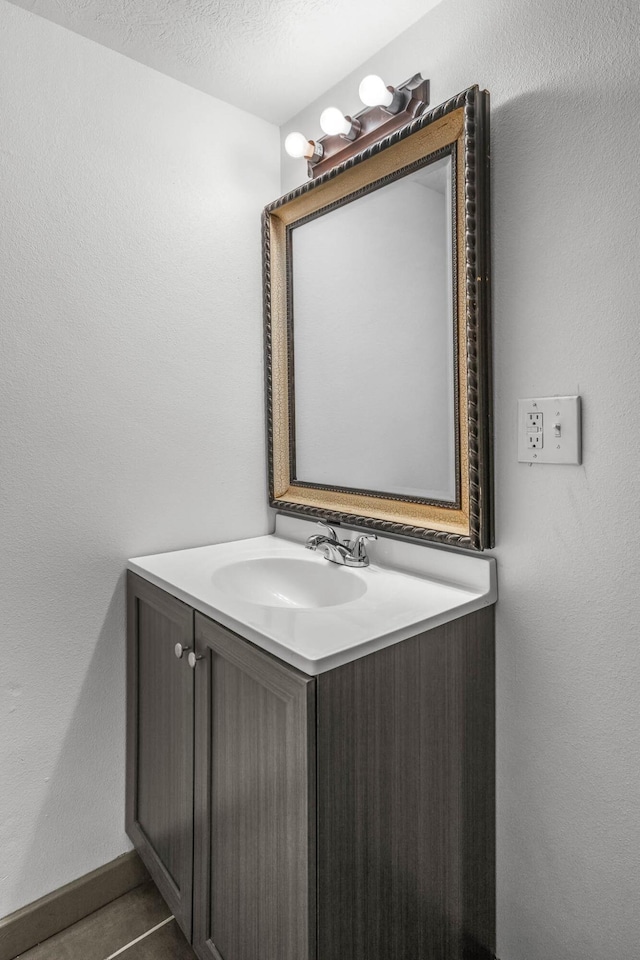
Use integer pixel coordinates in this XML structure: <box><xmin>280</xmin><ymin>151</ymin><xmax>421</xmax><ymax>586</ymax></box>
<box><xmin>15</xmin><ymin>881</ymin><xmax>196</xmax><ymax>960</ymax></box>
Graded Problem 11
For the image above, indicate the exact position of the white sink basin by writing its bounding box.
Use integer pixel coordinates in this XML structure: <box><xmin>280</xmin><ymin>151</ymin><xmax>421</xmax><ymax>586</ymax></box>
<box><xmin>212</xmin><ymin>557</ymin><xmax>367</xmax><ymax>609</ymax></box>
<box><xmin>129</xmin><ymin>515</ymin><xmax>496</xmax><ymax>675</ymax></box>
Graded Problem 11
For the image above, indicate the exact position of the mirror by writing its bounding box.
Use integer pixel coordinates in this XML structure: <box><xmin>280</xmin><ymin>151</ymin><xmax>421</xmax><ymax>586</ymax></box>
<box><xmin>263</xmin><ymin>86</ymin><xmax>492</xmax><ymax>550</ymax></box>
<box><xmin>292</xmin><ymin>155</ymin><xmax>456</xmax><ymax>503</ymax></box>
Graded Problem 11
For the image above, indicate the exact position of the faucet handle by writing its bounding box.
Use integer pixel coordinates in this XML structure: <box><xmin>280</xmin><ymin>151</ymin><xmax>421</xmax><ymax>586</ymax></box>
<box><xmin>316</xmin><ymin>520</ymin><xmax>340</xmax><ymax>542</ymax></box>
<box><xmin>349</xmin><ymin>532</ymin><xmax>377</xmax><ymax>560</ymax></box>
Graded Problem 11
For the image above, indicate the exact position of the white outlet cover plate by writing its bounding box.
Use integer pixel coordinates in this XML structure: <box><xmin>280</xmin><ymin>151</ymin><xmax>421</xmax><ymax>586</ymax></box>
<box><xmin>518</xmin><ymin>396</ymin><xmax>582</xmax><ymax>464</ymax></box>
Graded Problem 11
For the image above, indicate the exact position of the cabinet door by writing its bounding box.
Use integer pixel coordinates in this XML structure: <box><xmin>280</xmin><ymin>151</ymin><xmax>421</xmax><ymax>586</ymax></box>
<box><xmin>192</xmin><ymin>614</ymin><xmax>316</xmax><ymax>960</ymax></box>
<box><xmin>126</xmin><ymin>573</ymin><xmax>194</xmax><ymax>939</ymax></box>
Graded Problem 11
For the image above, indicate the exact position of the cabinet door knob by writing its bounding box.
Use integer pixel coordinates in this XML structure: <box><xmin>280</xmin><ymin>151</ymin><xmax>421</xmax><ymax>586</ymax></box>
<box><xmin>174</xmin><ymin>643</ymin><xmax>191</xmax><ymax>659</ymax></box>
<box><xmin>188</xmin><ymin>652</ymin><xmax>203</xmax><ymax>669</ymax></box>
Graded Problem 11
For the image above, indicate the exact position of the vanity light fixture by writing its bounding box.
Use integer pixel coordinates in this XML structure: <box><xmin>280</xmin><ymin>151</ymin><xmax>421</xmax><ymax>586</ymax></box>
<box><xmin>284</xmin><ymin>131</ymin><xmax>323</xmax><ymax>161</ymax></box>
<box><xmin>319</xmin><ymin>107</ymin><xmax>361</xmax><ymax>141</ymax></box>
<box><xmin>296</xmin><ymin>72</ymin><xmax>430</xmax><ymax>179</ymax></box>
<box><xmin>358</xmin><ymin>74</ymin><xmax>404</xmax><ymax>113</ymax></box>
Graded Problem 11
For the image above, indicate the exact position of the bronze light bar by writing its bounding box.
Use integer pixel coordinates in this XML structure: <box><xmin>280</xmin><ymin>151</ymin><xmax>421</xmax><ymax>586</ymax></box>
<box><xmin>307</xmin><ymin>73</ymin><xmax>430</xmax><ymax>179</ymax></box>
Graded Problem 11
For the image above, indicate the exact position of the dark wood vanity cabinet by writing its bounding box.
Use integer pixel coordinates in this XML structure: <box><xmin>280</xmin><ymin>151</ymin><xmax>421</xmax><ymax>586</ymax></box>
<box><xmin>126</xmin><ymin>571</ymin><xmax>495</xmax><ymax>960</ymax></box>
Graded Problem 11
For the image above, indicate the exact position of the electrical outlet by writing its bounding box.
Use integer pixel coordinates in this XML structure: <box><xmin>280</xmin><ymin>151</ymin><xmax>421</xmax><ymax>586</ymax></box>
<box><xmin>526</xmin><ymin>412</ymin><xmax>543</xmax><ymax>449</ymax></box>
<box><xmin>518</xmin><ymin>397</ymin><xmax>582</xmax><ymax>464</ymax></box>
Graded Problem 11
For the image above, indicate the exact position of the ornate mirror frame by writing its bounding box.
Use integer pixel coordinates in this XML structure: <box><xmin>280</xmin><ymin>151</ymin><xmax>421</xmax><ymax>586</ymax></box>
<box><xmin>263</xmin><ymin>85</ymin><xmax>492</xmax><ymax>550</ymax></box>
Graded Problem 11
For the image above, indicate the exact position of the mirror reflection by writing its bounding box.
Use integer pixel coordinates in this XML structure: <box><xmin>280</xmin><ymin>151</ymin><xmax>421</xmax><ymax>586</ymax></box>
<box><xmin>290</xmin><ymin>154</ymin><xmax>457</xmax><ymax>504</ymax></box>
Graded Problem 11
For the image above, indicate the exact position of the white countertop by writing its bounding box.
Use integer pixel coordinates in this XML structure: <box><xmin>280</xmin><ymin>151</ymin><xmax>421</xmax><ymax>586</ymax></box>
<box><xmin>128</xmin><ymin>515</ymin><xmax>497</xmax><ymax>675</ymax></box>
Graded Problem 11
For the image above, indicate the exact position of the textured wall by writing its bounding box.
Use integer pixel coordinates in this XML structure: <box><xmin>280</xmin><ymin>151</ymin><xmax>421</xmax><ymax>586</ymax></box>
<box><xmin>0</xmin><ymin>0</ymin><xmax>279</xmax><ymax>916</ymax></box>
<box><xmin>282</xmin><ymin>1</ymin><xmax>640</xmax><ymax>958</ymax></box>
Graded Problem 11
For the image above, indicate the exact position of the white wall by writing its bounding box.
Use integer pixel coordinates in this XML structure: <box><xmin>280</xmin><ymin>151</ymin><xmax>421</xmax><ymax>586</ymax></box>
<box><xmin>282</xmin><ymin>1</ymin><xmax>640</xmax><ymax>958</ymax></box>
<box><xmin>0</xmin><ymin>1</ymin><xmax>279</xmax><ymax>916</ymax></box>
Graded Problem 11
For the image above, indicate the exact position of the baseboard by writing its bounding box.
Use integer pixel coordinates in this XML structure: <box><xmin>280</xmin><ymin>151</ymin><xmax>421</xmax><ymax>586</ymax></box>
<box><xmin>0</xmin><ymin>851</ymin><xmax>149</xmax><ymax>960</ymax></box>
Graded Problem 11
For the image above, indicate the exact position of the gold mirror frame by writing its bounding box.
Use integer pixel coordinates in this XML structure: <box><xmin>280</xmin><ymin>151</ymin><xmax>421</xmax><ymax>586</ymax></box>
<box><xmin>263</xmin><ymin>86</ymin><xmax>492</xmax><ymax>550</ymax></box>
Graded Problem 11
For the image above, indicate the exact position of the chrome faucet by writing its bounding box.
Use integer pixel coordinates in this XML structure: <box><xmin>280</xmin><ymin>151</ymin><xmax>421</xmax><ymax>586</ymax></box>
<box><xmin>305</xmin><ymin>522</ymin><xmax>377</xmax><ymax>567</ymax></box>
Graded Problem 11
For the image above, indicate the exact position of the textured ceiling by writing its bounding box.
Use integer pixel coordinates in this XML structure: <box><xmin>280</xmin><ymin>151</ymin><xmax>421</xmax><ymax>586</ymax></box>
<box><xmin>6</xmin><ymin>0</ymin><xmax>444</xmax><ymax>124</ymax></box>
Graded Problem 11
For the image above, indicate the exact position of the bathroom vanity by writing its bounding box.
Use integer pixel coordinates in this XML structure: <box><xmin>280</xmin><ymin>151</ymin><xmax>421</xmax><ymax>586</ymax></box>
<box><xmin>126</xmin><ymin>81</ymin><xmax>495</xmax><ymax>960</ymax></box>
<box><xmin>126</xmin><ymin>517</ymin><xmax>496</xmax><ymax>960</ymax></box>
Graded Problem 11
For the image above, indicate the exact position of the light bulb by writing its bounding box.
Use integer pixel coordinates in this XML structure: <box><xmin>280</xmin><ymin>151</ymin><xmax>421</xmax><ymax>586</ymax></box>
<box><xmin>358</xmin><ymin>74</ymin><xmax>394</xmax><ymax>108</ymax></box>
<box><xmin>320</xmin><ymin>107</ymin><xmax>352</xmax><ymax>137</ymax></box>
<box><xmin>284</xmin><ymin>131</ymin><xmax>312</xmax><ymax>159</ymax></box>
